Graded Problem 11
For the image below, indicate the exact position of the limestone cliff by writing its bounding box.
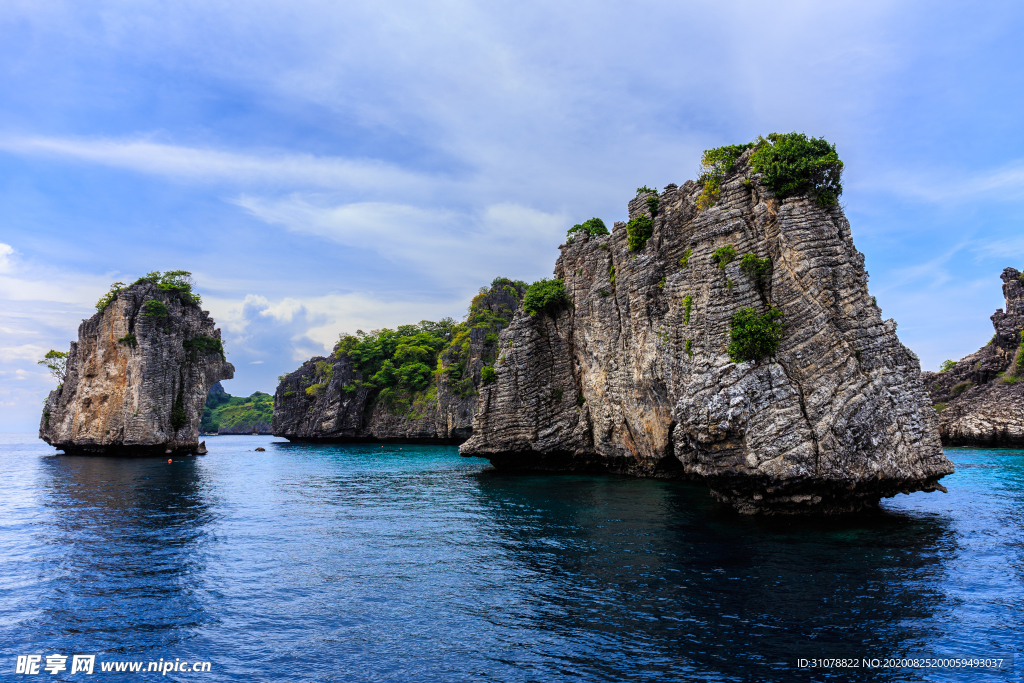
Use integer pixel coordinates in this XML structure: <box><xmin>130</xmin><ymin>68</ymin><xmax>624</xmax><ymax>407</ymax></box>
<box><xmin>272</xmin><ymin>283</ymin><xmax>523</xmax><ymax>443</ymax></box>
<box><xmin>922</xmin><ymin>268</ymin><xmax>1024</xmax><ymax>446</ymax></box>
<box><xmin>40</xmin><ymin>279</ymin><xmax>234</xmax><ymax>455</ymax></box>
<box><xmin>461</xmin><ymin>149</ymin><xmax>953</xmax><ymax>514</ymax></box>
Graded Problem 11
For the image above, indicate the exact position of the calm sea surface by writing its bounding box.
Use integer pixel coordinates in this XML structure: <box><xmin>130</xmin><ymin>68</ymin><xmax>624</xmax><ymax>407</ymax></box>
<box><xmin>1</xmin><ymin>433</ymin><xmax>1021</xmax><ymax>682</ymax></box>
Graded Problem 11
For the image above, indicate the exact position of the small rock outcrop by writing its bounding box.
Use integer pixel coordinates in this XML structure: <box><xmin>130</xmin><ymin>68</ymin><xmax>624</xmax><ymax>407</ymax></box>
<box><xmin>461</xmin><ymin>147</ymin><xmax>953</xmax><ymax>514</ymax></box>
<box><xmin>922</xmin><ymin>268</ymin><xmax>1024</xmax><ymax>446</ymax></box>
<box><xmin>40</xmin><ymin>278</ymin><xmax>234</xmax><ymax>455</ymax></box>
<box><xmin>272</xmin><ymin>283</ymin><xmax>523</xmax><ymax>443</ymax></box>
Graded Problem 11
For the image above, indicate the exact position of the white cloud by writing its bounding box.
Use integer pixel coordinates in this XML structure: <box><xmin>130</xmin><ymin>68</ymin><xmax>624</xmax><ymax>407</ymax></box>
<box><xmin>0</xmin><ymin>135</ymin><xmax>432</xmax><ymax>194</ymax></box>
<box><xmin>0</xmin><ymin>243</ymin><xmax>14</xmax><ymax>273</ymax></box>
<box><xmin>233</xmin><ymin>195</ymin><xmax>564</xmax><ymax>285</ymax></box>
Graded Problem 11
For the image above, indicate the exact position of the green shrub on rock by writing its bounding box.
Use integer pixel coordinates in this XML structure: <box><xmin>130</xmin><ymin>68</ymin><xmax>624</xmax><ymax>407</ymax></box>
<box><xmin>749</xmin><ymin>132</ymin><xmax>844</xmax><ymax>208</ymax></box>
<box><xmin>626</xmin><ymin>216</ymin><xmax>653</xmax><ymax>252</ymax></box>
<box><xmin>727</xmin><ymin>306</ymin><xmax>785</xmax><ymax>363</ymax></box>
<box><xmin>939</xmin><ymin>360</ymin><xmax>957</xmax><ymax>373</ymax></box>
<box><xmin>481</xmin><ymin>365</ymin><xmax>497</xmax><ymax>386</ymax></box>
<box><xmin>567</xmin><ymin>217</ymin><xmax>609</xmax><ymax>237</ymax></box>
<box><xmin>524</xmin><ymin>278</ymin><xmax>570</xmax><ymax>316</ymax></box>
<box><xmin>144</xmin><ymin>300</ymin><xmax>169</xmax><ymax>317</ymax></box>
<box><xmin>740</xmin><ymin>253</ymin><xmax>772</xmax><ymax>291</ymax></box>
<box><xmin>712</xmin><ymin>244</ymin><xmax>738</xmax><ymax>271</ymax></box>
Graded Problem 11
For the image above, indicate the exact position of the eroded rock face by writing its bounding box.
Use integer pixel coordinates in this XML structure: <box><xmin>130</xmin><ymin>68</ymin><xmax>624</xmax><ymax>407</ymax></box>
<box><xmin>40</xmin><ymin>282</ymin><xmax>234</xmax><ymax>455</ymax></box>
<box><xmin>272</xmin><ymin>287</ymin><xmax>519</xmax><ymax>443</ymax></box>
<box><xmin>922</xmin><ymin>268</ymin><xmax>1024</xmax><ymax>446</ymax></box>
<box><xmin>462</xmin><ymin>154</ymin><xmax>953</xmax><ymax>514</ymax></box>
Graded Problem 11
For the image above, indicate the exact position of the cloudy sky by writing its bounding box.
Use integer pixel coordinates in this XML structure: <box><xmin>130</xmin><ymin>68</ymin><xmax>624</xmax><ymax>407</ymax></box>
<box><xmin>2</xmin><ymin>0</ymin><xmax>1023</xmax><ymax>430</ymax></box>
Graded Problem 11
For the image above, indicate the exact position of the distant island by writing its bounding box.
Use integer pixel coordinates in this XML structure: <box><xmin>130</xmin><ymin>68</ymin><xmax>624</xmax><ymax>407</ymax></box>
<box><xmin>201</xmin><ymin>382</ymin><xmax>273</xmax><ymax>435</ymax></box>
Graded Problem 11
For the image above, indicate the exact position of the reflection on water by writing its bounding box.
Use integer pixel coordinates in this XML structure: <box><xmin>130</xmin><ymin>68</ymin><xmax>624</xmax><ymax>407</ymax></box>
<box><xmin>0</xmin><ymin>435</ymin><xmax>1020</xmax><ymax>682</ymax></box>
<box><xmin>24</xmin><ymin>456</ymin><xmax>213</xmax><ymax>653</ymax></box>
<box><xmin>469</xmin><ymin>473</ymin><xmax>955</xmax><ymax>680</ymax></box>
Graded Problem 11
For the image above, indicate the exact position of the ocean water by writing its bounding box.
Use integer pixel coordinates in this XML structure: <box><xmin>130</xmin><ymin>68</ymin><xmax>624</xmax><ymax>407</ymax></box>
<box><xmin>0</xmin><ymin>433</ymin><xmax>1021</xmax><ymax>682</ymax></box>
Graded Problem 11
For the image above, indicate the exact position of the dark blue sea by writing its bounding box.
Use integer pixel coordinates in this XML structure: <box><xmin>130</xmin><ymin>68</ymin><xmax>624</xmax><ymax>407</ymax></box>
<box><xmin>1</xmin><ymin>433</ymin><xmax>1021</xmax><ymax>682</ymax></box>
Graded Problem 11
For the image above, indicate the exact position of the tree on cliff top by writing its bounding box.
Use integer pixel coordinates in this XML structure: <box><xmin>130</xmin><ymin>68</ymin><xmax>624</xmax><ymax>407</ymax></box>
<box><xmin>38</xmin><ymin>350</ymin><xmax>68</xmax><ymax>384</ymax></box>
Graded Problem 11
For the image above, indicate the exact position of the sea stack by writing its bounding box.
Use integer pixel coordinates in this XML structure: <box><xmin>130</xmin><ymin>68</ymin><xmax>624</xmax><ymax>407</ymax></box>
<box><xmin>40</xmin><ymin>273</ymin><xmax>234</xmax><ymax>455</ymax></box>
<box><xmin>461</xmin><ymin>141</ymin><xmax>954</xmax><ymax>514</ymax></box>
<box><xmin>922</xmin><ymin>267</ymin><xmax>1024</xmax><ymax>446</ymax></box>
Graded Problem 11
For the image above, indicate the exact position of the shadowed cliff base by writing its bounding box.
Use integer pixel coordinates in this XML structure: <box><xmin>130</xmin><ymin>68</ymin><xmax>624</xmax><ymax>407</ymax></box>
<box><xmin>461</xmin><ymin>135</ymin><xmax>954</xmax><ymax>515</ymax></box>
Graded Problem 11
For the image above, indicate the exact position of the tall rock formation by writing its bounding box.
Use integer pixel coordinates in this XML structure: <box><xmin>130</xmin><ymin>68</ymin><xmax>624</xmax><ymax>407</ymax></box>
<box><xmin>40</xmin><ymin>278</ymin><xmax>234</xmax><ymax>455</ymax></box>
<box><xmin>922</xmin><ymin>268</ymin><xmax>1024</xmax><ymax>446</ymax></box>
<box><xmin>461</xmin><ymin>148</ymin><xmax>953</xmax><ymax>514</ymax></box>
<box><xmin>272</xmin><ymin>282</ymin><xmax>523</xmax><ymax>443</ymax></box>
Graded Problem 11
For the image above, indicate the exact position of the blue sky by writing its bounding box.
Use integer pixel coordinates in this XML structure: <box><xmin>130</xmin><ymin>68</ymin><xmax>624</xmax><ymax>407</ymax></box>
<box><xmin>2</xmin><ymin>0</ymin><xmax>1023</xmax><ymax>430</ymax></box>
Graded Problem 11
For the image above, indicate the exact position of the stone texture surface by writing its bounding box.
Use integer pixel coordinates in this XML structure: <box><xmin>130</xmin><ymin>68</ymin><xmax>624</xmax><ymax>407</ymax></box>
<box><xmin>40</xmin><ymin>282</ymin><xmax>234</xmax><ymax>455</ymax></box>
<box><xmin>272</xmin><ymin>288</ymin><xmax>519</xmax><ymax>443</ymax></box>
<box><xmin>462</xmin><ymin>153</ymin><xmax>953</xmax><ymax>514</ymax></box>
<box><xmin>922</xmin><ymin>268</ymin><xmax>1024</xmax><ymax>446</ymax></box>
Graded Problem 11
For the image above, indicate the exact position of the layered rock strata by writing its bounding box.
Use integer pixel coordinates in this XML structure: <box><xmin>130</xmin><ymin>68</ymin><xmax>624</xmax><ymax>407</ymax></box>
<box><xmin>461</xmin><ymin>152</ymin><xmax>953</xmax><ymax>514</ymax></box>
<box><xmin>40</xmin><ymin>282</ymin><xmax>234</xmax><ymax>455</ymax></box>
<box><xmin>272</xmin><ymin>287</ymin><xmax>519</xmax><ymax>443</ymax></box>
<box><xmin>922</xmin><ymin>268</ymin><xmax>1024</xmax><ymax>446</ymax></box>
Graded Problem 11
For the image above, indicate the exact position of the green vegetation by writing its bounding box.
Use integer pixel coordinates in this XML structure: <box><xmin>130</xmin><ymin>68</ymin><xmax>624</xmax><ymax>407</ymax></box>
<box><xmin>657</xmin><ymin>277</ymin><xmax>666</xmax><ymax>289</ymax></box>
<box><xmin>170</xmin><ymin>387</ymin><xmax>186</xmax><ymax>430</ymax></box>
<box><xmin>934</xmin><ymin>403</ymin><xmax>947</xmax><ymax>413</ymax></box>
<box><xmin>646</xmin><ymin>195</ymin><xmax>659</xmax><ymax>217</ymax></box>
<box><xmin>696</xmin><ymin>143</ymin><xmax>755</xmax><ymax>210</ymax></box>
<box><xmin>481</xmin><ymin>365</ymin><xmax>497</xmax><ymax>386</ymax></box>
<box><xmin>636</xmin><ymin>185</ymin><xmax>657</xmax><ymax>195</ymax></box>
<box><xmin>695</xmin><ymin>133</ymin><xmax>844</xmax><ymax>210</ymax></box>
<box><xmin>201</xmin><ymin>389</ymin><xmax>273</xmax><ymax>433</ymax></box>
<box><xmin>95</xmin><ymin>282</ymin><xmax>127</xmax><ymax>312</ymax></box>
<box><xmin>712</xmin><ymin>244</ymin><xmax>737</xmax><ymax>271</ymax></box>
<box><xmin>524</xmin><ymin>278</ymin><xmax>570</xmax><ymax>316</ymax></box>
<box><xmin>117</xmin><ymin>333</ymin><xmax>137</xmax><ymax>349</ymax></box>
<box><xmin>133</xmin><ymin>270</ymin><xmax>203</xmax><ymax>306</ymax></box>
<box><xmin>950</xmin><ymin>381</ymin><xmax>972</xmax><ymax>397</ymax></box>
<box><xmin>37</xmin><ymin>350</ymin><xmax>68</xmax><ymax>384</ymax></box>
<box><xmin>727</xmin><ymin>306</ymin><xmax>785</xmax><ymax>363</ymax></box>
<box><xmin>749</xmin><ymin>133</ymin><xmax>843</xmax><ymax>207</ymax></box>
<box><xmin>43</xmin><ymin>410</ymin><xmax>50</xmax><ymax>428</ymax></box>
<box><xmin>96</xmin><ymin>270</ymin><xmax>203</xmax><ymax>314</ymax></box>
<box><xmin>682</xmin><ymin>296</ymin><xmax>693</xmax><ymax>324</ymax></box>
<box><xmin>183</xmin><ymin>335</ymin><xmax>225</xmax><ymax>360</ymax></box>
<box><xmin>740</xmin><ymin>253</ymin><xmax>772</xmax><ymax>292</ymax></box>
<box><xmin>626</xmin><ymin>215</ymin><xmax>653</xmax><ymax>251</ymax></box>
<box><xmin>144</xmin><ymin>300</ymin><xmax>168</xmax><ymax>317</ymax></box>
<box><xmin>292</xmin><ymin>278</ymin><xmax>528</xmax><ymax>411</ymax></box>
<box><xmin>939</xmin><ymin>359</ymin><xmax>957</xmax><ymax>373</ymax></box>
<box><xmin>609</xmin><ymin>264</ymin><xmax>616</xmax><ymax>287</ymax></box>
<box><xmin>685</xmin><ymin>339</ymin><xmax>693</xmax><ymax>358</ymax></box>
<box><xmin>567</xmin><ymin>217</ymin><xmax>609</xmax><ymax>237</ymax></box>
<box><xmin>679</xmin><ymin>248</ymin><xmax>692</xmax><ymax>269</ymax></box>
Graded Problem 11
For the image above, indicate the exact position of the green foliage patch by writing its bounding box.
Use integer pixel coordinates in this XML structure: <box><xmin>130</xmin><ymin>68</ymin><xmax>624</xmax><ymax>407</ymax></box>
<box><xmin>567</xmin><ymin>217</ymin><xmax>609</xmax><ymax>237</ymax></box>
<box><xmin>950</xmin><ymin>381</ymin><xmax>972</xmax><ymax>397</ymax></box>
<box><xmin>749</xmin><ymin>133</ymin><xmax>843</xmax><ymax>207</ymax></box>
<box><xmin>134</xmin><ymin>270</ymin><xmax>203</xmax><ymax>306</ymax></box>
<box><xmin>183</xmin><ymin>335</ymin><xmax>225</xmax><ymax>360</ymax></box>
<box><xmin>170</xmin><ymin>387</ymin><xmax>186</xmax><ymax>431</ymax></box>
<box><xmin>626</xmin><ymin>215</ymin><xmax>653</xmax><ymax>251</ymax></box>
<box><xmin>939</xmin><ymin>359</ymin><xmax>957</xmax><ymax>373</ymax></box>
<box><xmin>37</xmin><ymin>349</ymin><xmax>69</xmax><ymax>383</ymax></box>
<box><xmin>201</xmin><ymin>390</ymin><xmax>273</xmax><ymax>433</ymax></box>
<box><xmin>682</xmin><ymin>296</ymin><xmax>693</xmax><ymax>324</ymax></box>
<box><xmin>481</xmin><ymin>365</ymin><xmax>497</xmax><ymax>386</ymax></box>
<box><xmin>95</xmin><ymin>282</ymin><xmax>127</xmax><ymax>313</ymax></box>
<box><xmin>524</xmin><ymin>278</ymin><xmax>570</xmax><ymax>317</ymax></box>
<box><xmin>727</xmin><ymin>306</ymin><xmax>785</xmax><ymax>363</ymax></box>
<box><xmin>144</xmin><ymin>300</ymin><xmax>169</xmax><ymax>317</ymax></box>
<box><xmin>712</xmin><ymin>244</ymin><xmax>737</xmax><ymax>271</ymax></box>
<box><xmin>118</xmin><ymin>333</ymin><xmax>137</xmax><ymax>349</ymax></box>
<box><xmin>696</xmin><ymin>143</ymin><xmax>755</xmax><ymax>210</ymax></box>
<box><xmin>679</xmin><ymin>248</ymin><xmax>692</xmax><ymax>269</ymax></box>
<box><xmin>740</xmin><ymin>253</ymin><xmax>772</xmax><ymax>291</ymax></box>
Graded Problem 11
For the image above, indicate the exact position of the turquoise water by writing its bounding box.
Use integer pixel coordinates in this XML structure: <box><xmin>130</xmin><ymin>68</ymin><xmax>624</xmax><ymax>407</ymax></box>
<box><xmin>1</xmin><ymin>433</ymin><xmax>1021</xmax><ymax>681</ymax></box>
